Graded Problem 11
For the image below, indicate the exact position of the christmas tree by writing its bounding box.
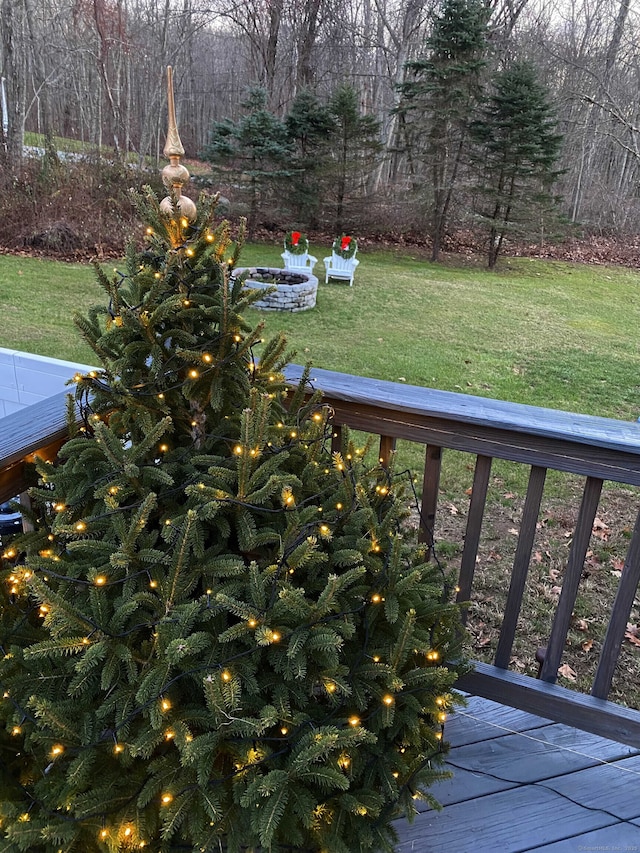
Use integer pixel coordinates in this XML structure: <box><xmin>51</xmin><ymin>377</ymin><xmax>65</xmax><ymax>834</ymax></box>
<box><xmin>0</xmin><ymin>68</ymin><xmax>466</xmax><ymax>853</ymax></box>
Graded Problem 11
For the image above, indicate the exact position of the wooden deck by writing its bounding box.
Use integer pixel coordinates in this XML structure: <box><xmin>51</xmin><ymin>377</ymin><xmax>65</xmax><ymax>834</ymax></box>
<box><xmin>394</xmin><ymin>694</ymin><xmax>640</xmax><ymax>851</ymax></box>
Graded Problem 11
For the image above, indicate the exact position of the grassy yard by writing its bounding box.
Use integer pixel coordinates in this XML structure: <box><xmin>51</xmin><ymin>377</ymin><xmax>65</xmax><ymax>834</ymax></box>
<box><xmin>3</xmin><ymin>243</ymin><xmax>640</xmax><ymax>705</ymax></box>
<box><xmin>3</xmin><ymin>246</ymin><xmax>640</xmax><ymax>420</ymax></box>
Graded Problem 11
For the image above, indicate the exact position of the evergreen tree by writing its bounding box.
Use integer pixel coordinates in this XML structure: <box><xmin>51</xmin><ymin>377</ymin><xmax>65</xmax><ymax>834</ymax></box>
<box><xmin>201</xmin><ymin>87</ymin><xmax>292</xmax><ymax>236</ymax></box>
<box><xmin>470</xmin><ymin>61</ymin><xmax>564</xmax><ymax>268</ymax></box>
<box><xmin>325</xmin><ymin>85</ymin><xmax>382</xmax><ymax>235</ymax></box>
<box><xmin>0</xmin><ymin>191</ymin><xmax>466</xmax><ymax>853</ymax></box>
<box><xmin>398</xmin><ymin>0</ymin><xmax>489</xmax><ymax>261</ymax></box>
<box><xmin>284</xmin><ymin>90</ymin><xmax>334</xmax><ymax>227</ymax></box>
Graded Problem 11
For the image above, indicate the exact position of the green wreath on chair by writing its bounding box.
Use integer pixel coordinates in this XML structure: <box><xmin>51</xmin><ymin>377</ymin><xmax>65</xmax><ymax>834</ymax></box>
<box><xmin>332</xmin><ymin>234</ymin><xmax>357</xmax><ymax>259</ymax></box>
<box><xmin>284</xmin><ymin>230</ymin><xmax>309</xmax><ymax>255</ymax></box>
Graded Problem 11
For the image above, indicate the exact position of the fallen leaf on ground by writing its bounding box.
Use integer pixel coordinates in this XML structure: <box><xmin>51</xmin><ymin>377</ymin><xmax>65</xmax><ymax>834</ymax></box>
<box><xmin>558</xmin><ymin>663</ymin><xmax>577</xmax><ymax>681</ymax></box>
<box><xmin>581</xmin><ymin>639</ymin><xmax>594</xmax><ymax>652</ymax></box>
<box><xmin>592</xmin><ymin>517</ymin><xmax>610</xmax><ymax>540</ymax></box>
<box><xmin>625</xmin><ymin>624</ymin><xmax>640</xmax><ymax>647</ymax></box>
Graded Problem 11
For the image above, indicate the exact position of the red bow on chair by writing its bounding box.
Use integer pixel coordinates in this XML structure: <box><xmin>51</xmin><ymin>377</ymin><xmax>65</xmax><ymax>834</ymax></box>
<box><xmin>291</xmin><ymin>231</ymin><xmax>301</xmax><ymax>246</ymax></box>
<box><xmin>341</xmin><ymin>236</ymin><xmax>351</xmax><ymax>251</ymax></box>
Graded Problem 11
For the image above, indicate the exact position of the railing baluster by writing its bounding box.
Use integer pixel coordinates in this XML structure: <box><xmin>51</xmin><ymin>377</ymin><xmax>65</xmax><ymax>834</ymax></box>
<box><xmin>540</xmin><ymin>476</ymin><xmax>603</xmax><ymax>683</ymax></box>
<box><xmin>419</xmin><ymin>444</ymin><xmax>442</xmax><ymax>556</ymax></box>
<box><xmin>592</xmin><ymin>505</ymin><xmax>640</xmax><ymax>699</ymax></box>
<box><xmin>378</xmin><ymin>435</ymin><xmax>396</xmax><ymax>468</ymax></box>
<box><xmin>331</xmin><ymin>424</ymin><xmax>342</xmax><ymax>454</ymax></box>
<box><xmin>495</xmin><ymin>465</ymin><xmax>547</xmax><ymax>669</ymax></box>
<box><xmin>457</xmin><ymin>455</ymin><xmax>492</xmax><ymax>623</ymax></box>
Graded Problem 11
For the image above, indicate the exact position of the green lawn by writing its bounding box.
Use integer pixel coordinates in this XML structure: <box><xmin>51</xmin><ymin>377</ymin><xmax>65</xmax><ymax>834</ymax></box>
<box><xmin>3</xmin><ymin>246</ymin><xmax>640</xmax><ymax>421</ymax></box>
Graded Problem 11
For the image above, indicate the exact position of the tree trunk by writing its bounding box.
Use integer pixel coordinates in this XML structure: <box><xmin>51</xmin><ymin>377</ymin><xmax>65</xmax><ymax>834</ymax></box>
<box><xmin>2</xmin><ymin>0</ymin><xmax>27</xmax><ymax>175</ymax></box>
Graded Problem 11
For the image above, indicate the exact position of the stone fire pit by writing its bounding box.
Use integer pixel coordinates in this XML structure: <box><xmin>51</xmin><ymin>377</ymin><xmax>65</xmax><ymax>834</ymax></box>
<box><xmin>233</xmin><ymin>267</ymin><xmax>318</xmax><ymax>312</ymax></box>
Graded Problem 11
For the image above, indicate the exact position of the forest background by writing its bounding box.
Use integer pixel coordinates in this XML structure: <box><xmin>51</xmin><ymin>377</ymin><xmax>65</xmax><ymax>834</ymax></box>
<box><xmin>1</xmin><ymin>0</ymin><xmax>640</xmax><ymax>264</ymax></box>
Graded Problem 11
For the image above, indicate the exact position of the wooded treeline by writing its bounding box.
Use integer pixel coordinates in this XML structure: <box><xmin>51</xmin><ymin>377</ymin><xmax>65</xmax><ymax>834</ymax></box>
<box><xmin>1</xmin><ymin>0</ymin><xmax>640</xmax><ymax>250</ymax></box>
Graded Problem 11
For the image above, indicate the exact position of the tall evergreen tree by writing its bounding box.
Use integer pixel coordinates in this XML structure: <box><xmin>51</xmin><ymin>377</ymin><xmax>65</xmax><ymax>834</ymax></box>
<box><xmin>284</xmin><ymin>90</ymin><xmax>334</xmax><ymax>227</ymax></box>
<box><xmin>325</xmin><ymin>85</ymin><xmax>382</xmax><ymax>235</ymax></box>
<box><xmin>0</xmin><ymin>187</ymin><xmax>466</xmax><ymax>851</ymax></box>
<box><xmin>398</xmin><ymin>0</ymin><xmax>489</xmax><ymax>261</ymax></box>
<box><xmin>470</xmin><ymin>61</ymin><xmax>564</xmax><ymax>268</ymax></box>
<box><xmin>201</xmin><ymin>87</ymin><xmax>292</xmax><ymax>237</ymax></box>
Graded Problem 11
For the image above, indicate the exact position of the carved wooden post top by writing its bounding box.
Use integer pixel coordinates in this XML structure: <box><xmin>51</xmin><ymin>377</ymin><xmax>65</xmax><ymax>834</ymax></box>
<box><xmin>160</xmin><ymin>65</ymin><xmax>196</xmax><ymax>223</ymax></box>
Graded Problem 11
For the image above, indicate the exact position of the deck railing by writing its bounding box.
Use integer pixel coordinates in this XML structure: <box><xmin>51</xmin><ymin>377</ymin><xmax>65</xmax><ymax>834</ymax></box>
<box><xmin>3</xmin><ymin>366</ymin><xmax>640</xmax><ymax>745</ymax></box>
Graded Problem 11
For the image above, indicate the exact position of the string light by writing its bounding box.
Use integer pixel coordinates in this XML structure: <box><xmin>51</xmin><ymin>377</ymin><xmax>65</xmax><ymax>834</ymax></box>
<box><xmin>382</xmin><ymin>694</ymin><xmax>395</xmax><ymax>706</ymax></box>
<box><xmin>94</xmin><ymin>575</ymin><xmax>107</xmax><ymax>586</ymax></box>
<box><xmin>337</xmin><ymin>754</ymin><xmax>350</xmax><ymax>770</ymax></box>
<box><xmin>161</xmin><ymin>793</ymin><xmax>173</xmax><ymax>805</ymax></box>
<box><xmin>348</xmin><ymin>716</ymin><xmax>360</xmax><ymax>727</ymax></box>
<box><xmin>221</xmin><ymin>670</ymin><xmax>232</xmax><ymax>682</ymax></box>
<box><xmin>161</xmin><ymin>698</ymin><xmax>171</xmax><ymax>712</ymax></box>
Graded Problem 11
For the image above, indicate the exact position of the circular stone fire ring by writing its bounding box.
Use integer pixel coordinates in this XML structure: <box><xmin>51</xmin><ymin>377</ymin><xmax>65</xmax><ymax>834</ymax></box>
<box><xmin>233</xmin><ymin>267</ymin><xmax>318</xmax><ymax>312</ymax></box>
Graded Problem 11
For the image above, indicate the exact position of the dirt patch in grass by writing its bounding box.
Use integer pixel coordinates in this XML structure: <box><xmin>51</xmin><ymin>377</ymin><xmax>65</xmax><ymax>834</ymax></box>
<box><xmin>407</xmin><ymin>482</ymin><xmax>640</xmax><ymax>709</ymax></box>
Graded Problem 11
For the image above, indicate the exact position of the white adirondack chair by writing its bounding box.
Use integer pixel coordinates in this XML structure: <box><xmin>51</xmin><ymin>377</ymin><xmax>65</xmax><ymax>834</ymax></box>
<box><xmin>281</xmin><ymin>248</ymin><xmax>317</xmax><ymax>274</ymax></box>
<box><xmin>323</xmin><ymin>250</ymin><xmax>359</xmax><ymax>286</ymax></box>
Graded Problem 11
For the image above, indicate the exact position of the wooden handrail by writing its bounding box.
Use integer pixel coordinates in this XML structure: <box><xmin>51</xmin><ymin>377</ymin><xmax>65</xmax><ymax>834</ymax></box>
<box><xmin>3</xmin><ymin>369</ymin><xmax>640</xmax><ymax>743</ymax></box>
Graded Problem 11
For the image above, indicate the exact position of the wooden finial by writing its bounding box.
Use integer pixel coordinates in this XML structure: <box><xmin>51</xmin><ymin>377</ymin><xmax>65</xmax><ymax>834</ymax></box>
<box><xmin>160</xmin><ymin>65</ymin><xmax>196</xmax><ymax>224</ymax></box>
<box><xmin>163</xmin><ymin>66</ymin><xmax>185</xmax><ymax>159</ymax></box>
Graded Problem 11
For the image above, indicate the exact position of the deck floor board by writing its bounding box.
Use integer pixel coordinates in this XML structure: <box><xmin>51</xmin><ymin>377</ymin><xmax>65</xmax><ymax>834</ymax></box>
<box><xmin>392</xmin><ymin>696</ymin><xmax>640</xmax><ymax>852</ymax></box>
